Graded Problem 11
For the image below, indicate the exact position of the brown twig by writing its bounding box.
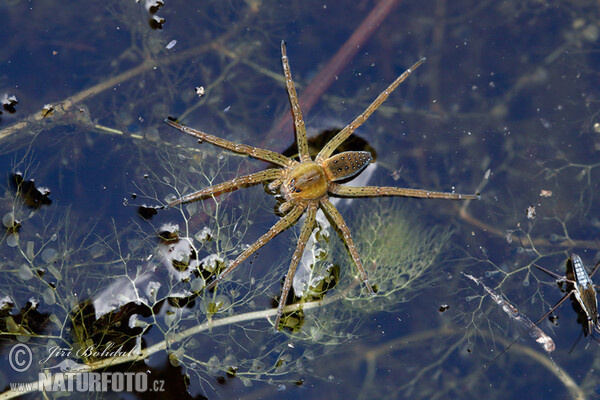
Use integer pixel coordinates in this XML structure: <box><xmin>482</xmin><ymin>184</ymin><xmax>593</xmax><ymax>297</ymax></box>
<box><xmin>263</xmin><ymin>0</ymin><xmax>401</xmax><ymax>152</ymax></box>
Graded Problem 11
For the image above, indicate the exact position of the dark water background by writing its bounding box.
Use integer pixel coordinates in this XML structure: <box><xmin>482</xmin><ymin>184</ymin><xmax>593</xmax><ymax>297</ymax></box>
<box><xmin>0</xmin><ymin>1</ymin><xmax>599</xmax><ymax>399</ymax></box>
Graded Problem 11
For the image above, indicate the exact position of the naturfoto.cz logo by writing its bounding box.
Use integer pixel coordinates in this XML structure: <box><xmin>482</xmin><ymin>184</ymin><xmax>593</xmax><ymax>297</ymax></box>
<box><xmin>7</xmin><ymin>343</ymin><xmax>165</xmax><ymax>394</ymax></box>
<box><xmin>10</xmin><ymin>372</ymin><xmax>165</xmax><ymax>393</ymax></box>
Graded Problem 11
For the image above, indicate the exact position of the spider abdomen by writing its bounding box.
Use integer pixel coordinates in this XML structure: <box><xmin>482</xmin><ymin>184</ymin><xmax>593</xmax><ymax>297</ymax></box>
<box><xmin>323</xmin><ymin>151</ymin><xmax>372</xmax><ymax>182</ymax></box>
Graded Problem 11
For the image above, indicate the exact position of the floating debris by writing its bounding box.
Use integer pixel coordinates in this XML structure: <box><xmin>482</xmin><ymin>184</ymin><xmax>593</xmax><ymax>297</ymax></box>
<box><xmin>11</xmin><ymin>173</ymin><xmax>52</xmax><ymax>209</ymax></box>
<box><xmin>484</xmin><ymin>169</ymin><xmax>491</xmax><ymax>180</ymax></box>
<box><xmin>463</xmin><ymin>273</ymin><xmax>555</xmax><ymax>354</ymax></box>
<box><xmin>145</xmin><ymin>0</ymin><xmax>164</xmax><ymax>14</ymax></box>
<box><xmin>194</xmin><ymin>226</ymin><xmax>212</xmax><ymax>242</ymax></box>
<box><xmin>195</xmin><ymin>86</ymin><xmax>205</xmax><ymax>98</ymax></box>
<box><xmin>165</xmin><ymin>39</ymin><xmax>177</xmax><ymax>50</ymax></box>
<box><xmin>137</xmin><ymin>205</ymin><xmax>159</xmax><ymax>220</ymax></box>
<box><xmin>41</xmin><ymin>104</ymin><xmax>54</xmax><ymax>118</ymax></box>
<box><xmin>526</xmin><ymin>205</ymin><xmax>536</xmax><ymax>219</ymax></box>
<box><xmin>2</xmin><ymin>94</ymin><xmax>18</xmax><ymax>114</ymax></box>
<box><xmin>157</xmin><ymin>222</ymin><xmax>179</xmax><ymax>243</ymax></box>
<box><xmin>149</xmin><ymin>15</ymin><xmax>165</xmax><ymax>30</ymax></box>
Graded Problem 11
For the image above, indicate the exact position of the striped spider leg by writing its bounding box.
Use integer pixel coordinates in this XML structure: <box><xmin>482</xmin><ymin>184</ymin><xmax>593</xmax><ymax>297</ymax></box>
<box><xmin>165</xmin><ymin>41</ymin><xmax>479</xmax><ymax>331</ymax></box>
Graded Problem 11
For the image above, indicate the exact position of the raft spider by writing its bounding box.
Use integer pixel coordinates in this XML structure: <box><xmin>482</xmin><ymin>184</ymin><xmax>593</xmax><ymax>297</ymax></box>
<box><xmin>165</xmin><ymin>41</ymin><xmax>479</xmax><ymax>331</ymax></box>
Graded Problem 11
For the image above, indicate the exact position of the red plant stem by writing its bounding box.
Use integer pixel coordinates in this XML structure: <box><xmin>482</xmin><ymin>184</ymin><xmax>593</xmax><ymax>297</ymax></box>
<box><xmin>264</xmin><ymin>0</ymin><xmax>401</xmax><ymax>152</ymax></box>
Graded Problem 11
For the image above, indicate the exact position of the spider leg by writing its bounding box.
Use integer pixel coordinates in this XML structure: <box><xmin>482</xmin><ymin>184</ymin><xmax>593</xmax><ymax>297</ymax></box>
<box><xmin>316</xmin><ymin>58</ymin><xmax>426</xmax><ymax>162</ymax></box>
<box><xmin>165</xmin><ymin>119</ymin><xmax>294</xmax><ymax>167</ymax></box>
<box><xmin>329</xmin><ymin>183</ymin><xmax>480</xmax><ymax>200</ymax></box>
<box><xmin>275</xmin><ymin>202</ymin><xmax>317</xmax><ymax>331</ymax></box>
<box><xmin>320</xmin><ymin>198</ymin><xmax>375</xmax><ymax>295</ymax></box>
<box><xmin>280</xmin><ymin>41</ymin><xmax>310</xmax><ymax>162</ymax></box>
<box><xmin>204</xmin><ymin>204</ymin><xmax>306</xmax><ymax>292</ymax></box>
<box><xmin>167</xmin><ymin>169</ymin><xmax>283</xmax><ymax>207</ymax></box>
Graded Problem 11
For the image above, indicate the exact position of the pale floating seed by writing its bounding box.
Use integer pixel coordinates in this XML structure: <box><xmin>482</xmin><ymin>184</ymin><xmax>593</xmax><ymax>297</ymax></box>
<box><xmin>43</xmin><ymin>287</ymin><xmax>56</xmax><ymax>305</ymax></box>
<box><xmin>17</xmin><ymin>334</ymin><xmax>30</xmax><ymax>343</ymax></box>
<box><xmin>7</xmin><ymin>233</ymin><xmax>18</xmax><ymax>247</ymax></box>
<box><xmin>127</xmin><ymin>238</ymin><xmax>142</xmax><ymax>253</ymax></box>
<box><xmin>26</xmin><ymin>241</ymin><xmax>34</xmax><ymax>259</ymax></box>
<box><xmin>207</xmin><ymin>355</ymin><xmax>220</xmax><ymax>374</ymax></box>
<box><xmin>215</xmin><ymin>294</ymin><xmax>231</xmax><ymax>310</ymax></box>
<box><xmin>184</xmin><ymin>338</ymin><xmax>201</xmax><ymax>349</ymax></box>
<box><xmin>240</xmin><ymin>377</ymin><xmax>252</xmax><ymax>387</ymax></box>
<box><xmin>185</xmin><ymin>202</ymin><xmax>197</xmax><ymax>215</ymax></box>
<box><xmin>168</xmin><ymin>353</ymin><xmax>180</xmax><ymax>367</ymax></box>
<box><xmin>164</xmin><ymin>311</ymin><xmax>177</xmax><ymax>327</ymax></box>
<box><xmin>49</xmin><ymin>314</ymin><xmax>62</xmax><ymax>327</ymax></box>
<box><xmin>223</xmin><ymin>354</ymin><xmax>237</xmax><ymax>369</ymax></box>
<box><xmin>191</xmin><ymin>277</ymin><xmax>205</xmax><ymax>292</ymax></box>
<box><xmin>5</xmin><ymin>316</ymin><xmax>19</xmax><ymax>333</ymax></box>
<box><xmin>132</xmin><ymin>318</ymin><xmax>150</xmax><ymax>329</ymax></box>
<box><xmin>146</xmin><ymin>281</ymin><xmax>161</xmax><ymax>303</ymax></box>
<box><xmin>47</xmin><ymin>264</ymin><xmax>62</xmax><ymax>281</ymax></box>
<box><xmin>2</xmin><ymin>212</ymin><xmax>15</xmax><ymax>228</ymax></box>
<box><xmin>250</xmin><ymin>359</ymin><xmax>265</xmax><ymax>372</ymax></box>
<box><xmin>41</xmin><ymin>248</ymin><xmax>59</xmax><ymax>263</ymax></box>
<box><xmin>18</xmin><ymin>264</ymin><xmax>34</xmax><ymax>280</ymax></box>
<box><xmin>145</xmin><ymin>127</ymin><xmax>160</xmax><ymax>141</ymax></box>
<box><xmin>89</xmin><ymin>243</ymin><xmax>107</xmax><ymax>259</ymax></box>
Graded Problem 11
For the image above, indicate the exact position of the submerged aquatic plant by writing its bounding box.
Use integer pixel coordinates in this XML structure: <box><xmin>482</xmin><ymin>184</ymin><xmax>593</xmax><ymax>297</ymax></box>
<box><xmin>277</xmin><ymin>198</ymin><xmax>454</xmax><ymax>337</ymax></box>
<box><xmin>163</xmin><ymin>42</ymin><xmax>478</xmax><ymax>331</ymax></box>
<box><xmin>0</xmin><ymin>135</ymin><xmax>458</xmax><ymax>399</ymax></box>
<box><xmin>2</xmin><ymin>0</ymin><xmax>600</xmax><ymax>397</ymax></box>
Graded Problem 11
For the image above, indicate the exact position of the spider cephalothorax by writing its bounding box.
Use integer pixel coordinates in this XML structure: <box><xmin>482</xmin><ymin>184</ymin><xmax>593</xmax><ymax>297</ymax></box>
<box><xmin>165</xmin><ymin>42</ymin><xmax>479</xmax><ymax>330</ymax></box>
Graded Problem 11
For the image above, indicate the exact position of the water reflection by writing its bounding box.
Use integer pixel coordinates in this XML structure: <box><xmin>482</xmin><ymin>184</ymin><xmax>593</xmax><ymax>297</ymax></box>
<box><xmin>0</xmin><ymin>0</ymin><xmax>599</xmax><ymax>399</ymax></box>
